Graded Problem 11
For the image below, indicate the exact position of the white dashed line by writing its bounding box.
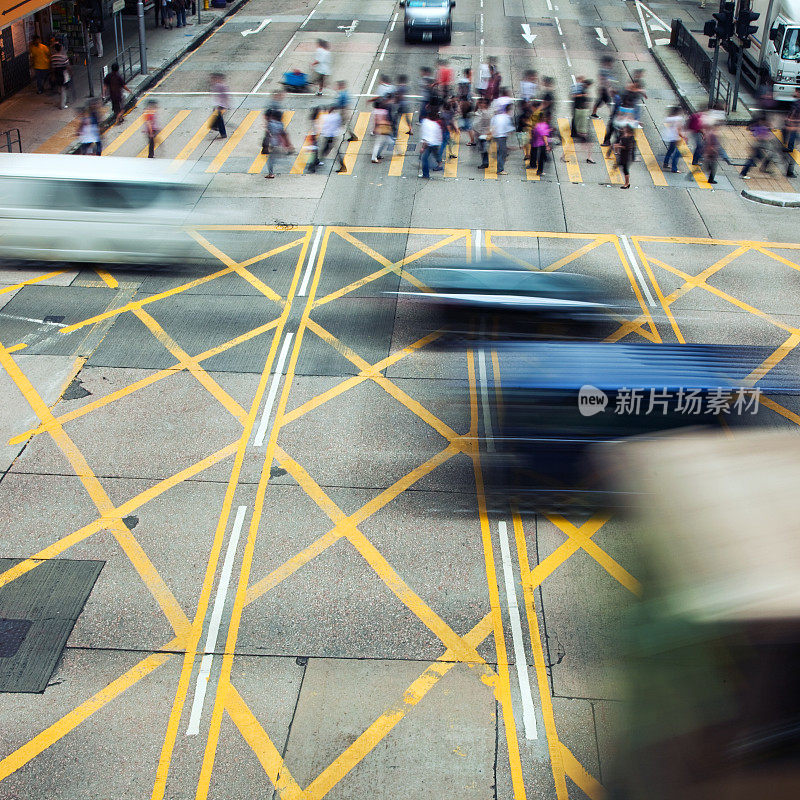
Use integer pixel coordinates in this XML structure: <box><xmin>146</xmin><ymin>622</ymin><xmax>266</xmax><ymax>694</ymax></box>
<box><xmin>554</xmin><ymin>17</ymin><xmax>562</xmax><ymax>35</ymax></box>
<box><xmin>390</xmin><ymin>12</ymin><xmax>398</xmax><ymax>31</ymax></box>
<box><xmin>252</xmin><ymin>333</ymin><xmax>295</xmax><ymax>447</ymax></box>
<box><xmin>379</xmin><ymin>38</ymin><xmax>389</xmax><ymax>60</ymax></box>
<box><xmin>367</xmin><ymin>68</ymin><xmax>379</xmax><ymax>96</ymax></box>
<box><xmin>562</xmin><ymin>42</ymin><xmax>572</xmax><ymax>67</ymax></box>
<box><xmin>620</xmin><ymin>235</ymin><xmax>656</xmax><ymax>306</ymax></box>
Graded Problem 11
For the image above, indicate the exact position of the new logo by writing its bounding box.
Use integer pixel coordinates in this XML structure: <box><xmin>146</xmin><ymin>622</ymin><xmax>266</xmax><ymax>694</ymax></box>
<box><xmin>578</xmin><ymin>385</ymin><xmax>608</xmax><ymax>416</ymax></box>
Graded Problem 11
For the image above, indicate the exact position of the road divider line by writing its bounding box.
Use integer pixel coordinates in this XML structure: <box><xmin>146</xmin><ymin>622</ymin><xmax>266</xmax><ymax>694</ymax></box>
<box><xmin>379</xmin><ymin>38</ymin><xmax>389</xmax><ymax>60</ymax></box>
<box><xmin>561</xmin><ymin>42</ymin><xmax>572</xmax><ymax>67</ymax></box>
<box><xmin>186</xmin><ymin>505</ymin><xmax>247</xmax><ymax>736</ymax></box>
<box><xmin>497</xmin><ymin>521</ymin><xmax>539</xmax><ymax>740</ymax></box>
<box><xmin>477</xmin><ymin>349</ymin><xmax>495</xmax><ymax>451</ymax></box>
<box><xmin>554</xmin><ymin>16</ymin><xmax>562</xmax><ymax>35</ymax></box>
<box><xmin>635</xmin><ymin>0</ymin><xmax>653</xmax><ymax>49</ymax></box>
<box><xmin>299</xmin><ymin>226</ymin><xmax>324</xmax><ymax>297</ymax></box>
<box><xmin>252</xmin><ymin>333</ymin><xmax>295</xmax><ymax>447</ymax></box>
<box><xmin>277</xmin><ymin>33</ymin><xmax>296</xmax><ymax>60</ymax></box>
<box><xmin>390</xmin><ymin>11</ymin><xmax>398</xmax><ymax>30</ymax></box>
<box><xmin>367</xmin><ymin>69</ymin><xmax>379</xmax><ymax>96</ymax></box>
<box><xmin>620</xmin><ymin>234</ymin><xmax>656</xmax><ymax>306</ymax></box>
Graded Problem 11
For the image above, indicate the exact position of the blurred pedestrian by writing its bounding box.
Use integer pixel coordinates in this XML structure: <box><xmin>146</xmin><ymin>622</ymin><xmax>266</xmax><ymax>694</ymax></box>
<box><xmin>144</xmin><ymin>99</ymin><xmax>159</xmax><ymax>158</ymax></box>
<box><xmin>419</xmin><ymin>111</ymin><xmax>443</xmax><ymax>178</ymax></box>
<box><xmin>311</xmin><ymin>40</ymin><xmax>331</xmax><ymax>95</ymax></box>
<box><xmin>782</xmin><ymin>87</ymin><xmax>800</xmax><ymax>154</ymax></box>
<box><xmin>395</xmin><ymin>74</ymin><xmax>412</xmax><ymax>135</ymax></box>
<box><xmin>591</xmin><ymin>56</ymin><xmax>615</xmax><ymax>118</ymax></box>
<box><xmin>162</xmin><ymin>0</ymin><xmax>175</xmax><ymax>28</ymax></box>
<box><xmin>29</xmin><ymin>35</ymin><xmax>51</xmax><ymax>94</ymax></box>
<box><xmin>335</xmin><ymin>80</ymin><xmax>358</xmax><ymax>141</ymax></box>
<box><xmin>615</xmin><ymin>118</ymin><xmax>636</xmax><ymax>189</ymax></box>
<box><xmin>103</xmin><ymin>63</ymin><xmax>129</xmax><ymax>125</ymax></box>
<box><xmin>49</xmin><ymin>43</ymin><xmax>71</xmax><ymax>109</ymax></box>
<box><xmin>436</xmin><ymin>58</ymin><xmax>454</xmax><ymax>97</ymax></box>
<box><xmin>210</xmin><ymin>73</ymin><xmax>229</xmax><ymax>139</ymax></box>
<box><xmin>474</xmin><ymin>96</ymin><xmax>492</xmax><ymax>168</ymax></box>
<box><xmin>371</xmin><ymin>99</ymin><xmax>394</xmax><ymax>163</ymax></box>
<box><xmin>304</xmin><ymin>106</ymin><xmax>322</xmax><ymax>172</ymax></box>
<box><xmin>530</xmin><ymin>114</ymin><xmax>552</xmax><ymax>177</ymax></box>
<box><xmin>490</xmin><ymin>101</ymin><xmax>514</xmax><ymax>174</ymax></box>
<box><xmin>418</xmin><ymin>66</ymin><xmax>434</xmax><ymax>120</ymax></box>
<box><xmin>478</xmin><ymin>57</ymin><xmax>493</xmax><ymax>98</ymax></box>
<box><xmin>704</xmin><ymin>122</ymin><xmax>719</xmax><ymax>184</ymax></box>
<box><xmin>520</xmin><ymin>69</ymin><xmax>538</xmax><ymax>102</ymax></box>
<box><xmin>688</xmin><ymin>107</ymin><xmax>706</xmax><ymax>165</ymax></box>
<box><xmin>662</xmin><ymin>106</ymin><xmax>685</xmax><ymax>173</ymax></box>
<box><xmin>457</xmin><ymin>92</ymin><xmax>476</xmax><ymax>146</ymax></box>
<box><xmin>486</xmin><ymin>62</ymin><xmax>502</xmax><ymax>102</ymax></box>
<box><xmin>740</xmin><ymin>115</ymin><xmax>775</xmax><ymax>179</ymax></box>
<box><xmin>174</xmin><ymin>0</ymin><xmax>186</xmax><ymax>28</ymax></box>
<box><xmin>439</xmin><ymin>97</ymin><xmax>458</xmax><ymax>160</ymax></box>
<box><xmin>264</xmin><ymin>108</ymin><xmax>287</xmax><ymax>178</ymax></box>
<box><xmin>569</xmin><ymin>77</ymin><xmax>595</xmax><ymax>163</ymax></box>
<box><xmin>318</xmin><ymin>105</ymin><xmax>346</xmax><ymax>172</ymax></box>
<box><xmin>457</xmin><ymin>68</ymin><xmax>473</xmax><ymax>102</ymax></box>
<box><xmin>539</xmin><ymin>76</ymin><xmax>556</xmax><ymax>120</ymax></box>
<box><xmin>77</xmin><ymin>104</ymin><xmax>100</xmax><ymax>154</ymax></box>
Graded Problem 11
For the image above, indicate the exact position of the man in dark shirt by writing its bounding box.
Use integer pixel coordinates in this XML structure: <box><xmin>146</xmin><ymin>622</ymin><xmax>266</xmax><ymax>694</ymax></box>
<box><xmin>103</xmin><ymin>63</ymin><xmax>129</xmax><ymax>125</ymax></box>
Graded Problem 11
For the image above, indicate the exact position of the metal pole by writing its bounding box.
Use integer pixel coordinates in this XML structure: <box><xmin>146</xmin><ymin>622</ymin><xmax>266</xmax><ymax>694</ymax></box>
<box><xmin>755</xmin><ymin>0</ymin><xmax>777</xmax><ymax>99</ymax></box>
<box><xmin>709</xmin><ymin>37</ymin><xmax>721</xmax><ymax>105</ymax></box>
<box><xmin>732</xmin><ymin>46</ymin><xmax>744</xmax><ymax>110</ymax></box>
<box><xmin>137</xmin><ymin>0</ymin><xmax>147</xmax><ymax>75</ymax></box>
<box><xmin>114</xmin><ymin>13</ymin><xmax>119</xmax><ymax>63</ymax></box>
<box><xmin>120</xmin><ymin>12</ymin><xmax>125</xmax><ymax>58</ymax></box>
<box><xmin>85</xmin><ymin>25</ymin><xmax>95</xmax><ymax>97</ymax></box>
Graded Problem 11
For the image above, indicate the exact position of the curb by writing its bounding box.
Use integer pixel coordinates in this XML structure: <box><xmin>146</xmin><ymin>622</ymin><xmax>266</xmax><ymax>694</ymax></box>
<box><xmin>741</xmin><ymin>188</ymin><xmax>800</xmax><ymax>207</ymax></box>
<box><xmin>68</xmin><ymin>0</ymin><xmax>250</xmax><ymax>152</ymax></box>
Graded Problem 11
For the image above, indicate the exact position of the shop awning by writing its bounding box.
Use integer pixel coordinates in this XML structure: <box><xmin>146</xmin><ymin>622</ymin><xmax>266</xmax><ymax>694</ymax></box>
<box><xmin>1</xmin><ymin>0</ymin><xmax>55</xmax><ymax>30</ymax></box>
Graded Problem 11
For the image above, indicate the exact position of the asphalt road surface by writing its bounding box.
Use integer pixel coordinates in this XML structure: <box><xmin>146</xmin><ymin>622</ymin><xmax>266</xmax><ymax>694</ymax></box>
<box><xmin>2</xmin><ymin>0</ymin><xmax>800</xmax><ymax>798</ymax></box>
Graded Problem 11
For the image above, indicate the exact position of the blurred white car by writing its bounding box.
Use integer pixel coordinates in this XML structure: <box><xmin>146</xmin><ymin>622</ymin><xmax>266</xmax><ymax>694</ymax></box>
<box><xmin>0</xmin><ymin>154</ymin><xmax>202</xmax><ymax>265</ymax></box>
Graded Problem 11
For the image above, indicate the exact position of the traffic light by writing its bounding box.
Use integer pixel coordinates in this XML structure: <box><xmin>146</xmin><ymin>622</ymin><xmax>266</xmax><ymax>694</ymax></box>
<box><xmin>703</xmin><ymin>20</ymin><xmax>717</xmax><ymax>37</ymax></box>
<box><xmin>736</xmin><ymin>8</ymin><xmax>760</xmax><ymax>46</ymax></box>
<box><xmin>713</xmin><ymin>2</ymin><xmax>735</xmax><ymax>40</ymax></box>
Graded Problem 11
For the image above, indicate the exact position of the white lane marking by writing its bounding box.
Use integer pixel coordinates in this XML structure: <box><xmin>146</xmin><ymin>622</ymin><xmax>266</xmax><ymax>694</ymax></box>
<box><xmin>638</xmin><ymin>0</ymin><xmax>671</xmax><ymax>31</ymax></box>
<box><xmin>390</xmin><ymin>11</ymin><xmax>398</xmax><ymax>31</ymax></box>
<box><xmin>298</xmin><ymin>225</ymin><xmax>324</xmax><ymax>297</ymax></box>
<box><xmin>474</xmin><ymin>229</ymin><xmax>482</xmax><ymax>262</ymax></box>
<box><xmin>498</xmin><ymin>521</ymin><xmax>539</xmax><ymax>740</ymax></box>
<box><xmin>562</xmin><ymin>42</ymin><xmax>572</xmax><ymax>67</ymax></box>
<box><xmin>300</xmin><ymin>8</ymin><xmax>316</xmax><ymax>27</ymax></box>
<box><xmin>366</xmin><ymin>68</ymin><xmax>379</xmax><ymax>96</ymax></box>
<box><xmin>480</xmin><ymin>38</ymin><xmax>485</xmax><ymax>61</ymax></box>
<box><xmin>241</xmin><ymin>18</ymin><xmax>271</xmax><ymax>36</ymax></box>
<box><xmin>571</xmin><ymin>73</ymin><xmax>576</xmax><ymax>86</ymax></box>
<box><xmin>521</xmin><ymin>23</ymin><xmax>536</xmax><ymax>44</ymax></box>
<box><xmin>595</xmin><ymin>26</ymin><xmax>608</xmax><ymax>46</ymax></box>
<box><xmin>186</xmin><ymin>505</ymin><xmax>247</xmax><ymax>736</ymax></box>
<box><xmin>546</xmin><ymin>0</ymin><xmax>552</xmax><ymax>8</ymax></box>
<box><xmin>0</xmin><ymin>312</ymin><xmax>66</xmax><ymax>327</ymax></box>
<box><xmin>252</xmin><ymin>64</ymin><xmax>275</xmax><ymax>93</ymax></box>
<box><xmin>277</xmin><ymin>33</ymin><xmax>296</xmax><ymax>60</ymax></box>
<box><xmin>480</xmin><ymin>13</ymin><xmax>484</xmax><ymax>33</ymax></box>
<box><xmin>379</xmin><ymin>38</ymin><xmax>389</xmax><ymax>60</ymax></box>
<box><xmin>477</xmin><ymin>349</ymin><xmax>495</xmax><ymax>452</ymax></box>
<box><xmin>252</xmin><ymin>333</ymin><xmax>294</xmax><ymax>447</ymax></box>
<box><xmin>554</xmin><ymin>17</ymin><xmax>562</xmax><ymax>35</ymax></box>
<box><xmin>635</xmin><ymin>0</ymin><xmax>653</xmax><ymax>49</ymax></box>
<box><xmin>620</xmin><ymin>234</ymin><xmax>656</xmax><ymax>306</ymax></box>
<box><xmin>654</xmin><ymin>37</ymin><xmax>670</xmax><ymax>45</ymax></box>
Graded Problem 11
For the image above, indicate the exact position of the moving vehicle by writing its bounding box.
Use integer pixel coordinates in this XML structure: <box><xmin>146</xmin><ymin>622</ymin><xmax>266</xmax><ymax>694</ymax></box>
<box><xmin>401</xmin><ymin>0</ymin><xmax>455</xmax><ymax>44</ymax></box>
<box><xmin>0</xmin><ymin>154</ymin><xmax>202</xmax><ymax>265</ymax></box>
<box><xmin>729</xmin><ymin>0</ymin><xmax>800</xmax><ymax>101</ymax></box>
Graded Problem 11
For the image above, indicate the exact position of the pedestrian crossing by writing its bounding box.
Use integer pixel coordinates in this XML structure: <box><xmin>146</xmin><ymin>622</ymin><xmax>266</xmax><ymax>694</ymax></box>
<box><xmin>91</xmin><ymin>106</ymin><xmax>799</xmax><ymax>188</ymax></box>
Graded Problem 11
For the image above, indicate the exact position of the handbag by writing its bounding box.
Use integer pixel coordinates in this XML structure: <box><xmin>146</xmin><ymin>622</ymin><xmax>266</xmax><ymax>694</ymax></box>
<box><xmin>261</xmin><ymin>134</ymin><xmax>270</xmax><ymax>155</ymax></box>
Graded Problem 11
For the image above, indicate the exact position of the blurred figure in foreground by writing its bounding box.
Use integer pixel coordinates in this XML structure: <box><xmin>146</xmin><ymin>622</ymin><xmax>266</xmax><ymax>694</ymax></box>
<box><xmin>605</xmin><ymin>429</ymin><xmax>800</xmax><ymax>800</ymax></box>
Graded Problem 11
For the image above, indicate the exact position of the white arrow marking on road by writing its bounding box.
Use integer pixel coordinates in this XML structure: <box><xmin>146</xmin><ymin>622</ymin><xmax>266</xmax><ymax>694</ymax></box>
<box><xmin>241</xmin><ymin>18</ymin><xmax>271</xmax><ymax>36</ymax></box>
<box><xmin>338</xmin><ymin>19</ymin><xmax>359</xmax><ymax>36</ymax></box>
<box><xmin>521</xmin><ymin>23</ymin><xmax>537</xmax><ymax>44</ymax></box>
<box><xmin>654</xmin><ymin>37</ymin><xmax>671</xmax><ymax>45</ymax></box>
<box><xmin>595</xmin><ymin>26</ymin><xmax>608</xmax><ymax>46</ymax></box>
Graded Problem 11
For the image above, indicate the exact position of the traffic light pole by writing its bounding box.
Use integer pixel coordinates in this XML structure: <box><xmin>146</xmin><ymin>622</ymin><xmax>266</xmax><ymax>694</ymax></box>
<box><xmin>755</xmin><ymin>0</ymin><xmax>777</xmax><ymax>99</ymax></box>
<box><xmin>709</xmin><ymin>36</ymin><xmax>721</xmax><ymax>105</ymax></box>
<box><xmin>733</xmin><ymin>46</ymin><xmax>744</xmax><ymax>110</ymax></box>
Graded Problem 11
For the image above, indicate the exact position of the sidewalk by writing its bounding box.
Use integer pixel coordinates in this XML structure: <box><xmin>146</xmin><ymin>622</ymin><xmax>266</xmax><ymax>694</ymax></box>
<box><xmin>0</xmin><ymin>1</ymin><xmax>246</xmax><ymax>154</ymax></box>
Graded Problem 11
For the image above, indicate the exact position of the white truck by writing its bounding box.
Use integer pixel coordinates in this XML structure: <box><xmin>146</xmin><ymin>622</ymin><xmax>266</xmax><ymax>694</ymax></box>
<box><xmin>727</xmin><ymin>0</ymin><xmax>800</xmax><ymax>100</ymax></box>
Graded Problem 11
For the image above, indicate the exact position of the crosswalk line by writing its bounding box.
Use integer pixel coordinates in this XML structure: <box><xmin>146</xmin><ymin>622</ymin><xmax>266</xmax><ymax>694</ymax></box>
<box><xmin>559</xmin><ymin>118</ymin><xmax>583</xmax><ymax>183</ymax></box>
<box><xmin>677</xmin><ymin>140</ymin><xmax>712</xmax><ymax>188</ymax></box>
<box><xmin>590</xmin><ymin>118</ymin><xmax>622</xmax><ymax>185</ymax></box>
<box><xmin>206</xmin><ymin>109</ymin><xmax>260</xmax><ymax>173</ymax></box>
<box><xmin>290</xmin><ymin>131</ymin><xmax>315</xmax><ymax>174</ymax></box>
<box><xmin>389</xmin><ymin>123</ymin><xmax>411</xmax><ymax>176</ymax></box>
<box><xmin>444</xmin><ymin>130</ymin><xmax>459</xmax><ymax>178</ymax></box>
<box><xmin>174</xmin><ymin>114</ymin><xmax>216</xmax><ymax>163</ymax></box>
<box><xmin>136</xmin><ymin>110</ymin><xmax>190</xmax><ymax>158</ymax></box>
<box><xmin>634</xmin><ymin>128</ymin><xmax>669</xmax><ymax>187</ymax></box>
<box><xmin>247</xmin><ymin>111</ymin><xmax>294</xmax><ymax>174</ymax></box>
<box><xmin>485</xmin><ymin>140</ymin><xmax>497</xmax><ymax>180</ymax></box>
<box><xmin>341</xmin><ymin>112</ymin><xmax>371</xmax><ymax>175</ymax></box>
<box><xmin>103</xmin><ymin>113</ymin><xmax>146</xmax><ymax>156</ymax></box>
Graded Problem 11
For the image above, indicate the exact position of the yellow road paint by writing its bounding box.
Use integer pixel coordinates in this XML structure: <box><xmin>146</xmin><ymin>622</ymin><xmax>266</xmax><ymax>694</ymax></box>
<box><xmin>34</xmin><ymin>119</ymin><xmax>80</xmax><ymax>154</ymax></box>
<box><xmin>773</xmin><ymin>129</ymin><xmax>800</xmax><ymax>166</ymax></box>
<box><xmin>467</xmin><ymin>351</ymin><xmax>528</xmax><ymax>800</ymax></box>
<box><xmin>561</xmin><ymin>744</ymin><xmax>607</xmax><ymax>800</ymax></box>
<box><xmin>745</xmin><ymin>332</ymin><xmax>800</xmax><ymax>385</ymax></box>
<box><xmin>389</xmin><ymin>120</ymin><xmax>411</xmax><ymax>176</ymax></box>
<box><xmin>290</xmin><ymin>128</ymin><xmax>316</xmax><ymax>175</ymax></box>
<box><xmin>341</xmin><ymin>112</ymin><xmax>371</xmax><ymax>175</ymax></box>
<box><xmin>0</xmin><ymin>442</ymin><xmax>237</xmax><ymax>594</ymax></box>
<box><xmin>590</xmin><ymin>118</ymin><xmax>621</xmax><ymax>184</ymax></box>
<box><xmin>753</xmin><ymin>245</ymin><xmax>800</xmax><ymax>273</ymax></box>
<box><xmin>444</xmin><ymin>130</ymin><xmax>459</xmax><ymax>178</ymax></box>
<box><xmin>0</xmin><ymin>270</ymin><xmax>67</xmax><ymax>295</ymax></box>
<box><xmin>559</xmin><ymin>118</ymin><xmax>583</xmax><ymax>182</ymax></box>
<box><xmin>631</xmin><ymin>238</ymin><xmax>685</xmax><ymax>343</ymax></box>
<box><xmin>225</xmin><ymin>687</ymin><xmax>303</xmax><ymax>799</ymax></box>
<box><xmin>248</xmin><ymin>110</ymin><xmax>294</xmax><ymax>174</ymax></box>
<box><xmin>136</xmin><ymin>109</ymin><xmax>190</xmax><ymax>158</ymax></box>
<box><xmin>634</xmin><ymin>128</ymin><xmax>668</xmax><ymax>186</ymax></box>
<box><xmin>102</xmin><ymin>112</ymin><xmax>146</xmax><ymax>156</ymax></box>
<box><xmin>174</xmin><ymin>114</ymin><xmax>216</xmax><ymax>162</ymax></box>
<box><xmin>153</xmin><ymin>227</ymin><xmax>313</xmax><ymax>800</ymax></box>
<box><xmin>542</xmin><ymin>235</ymin><xmax>611</xmax><ymax>273</ymax></box>
<box><xmin>206</xmin><ymin>109</ymin><xmax>260</xmax><ymax>173</ymax></box>
<box><xmin>0</xmin><ymin>342</ymin><xmax>192</xmax><ymax>636</ymax></box>
<box><xmin>513</xmin><ymin>511</ymin><xmax>569</xmax><ymax>800</ymax></box>
<box><xmin>0</xmin><ymin>639</ymin><xmax>180</xmax><ymax>782</ymax></box>
<box><xmin>611</xmin><ymin>236</ymin><xmax>660</xmax><ymax>342</ymax></box>
<box><xmin>485</xmin><ymin>139</ymin><xmax>497</xmax><ymax>179</ymax></box>
<box><xmin>677</xmin><ymin>140</ymin><xmax>712</xmax><ymax>188</ymax></box>
<box><xmin>761</xmin><ymin>394</ymin><xmax>800</xmax><ymax>426</ymax></box>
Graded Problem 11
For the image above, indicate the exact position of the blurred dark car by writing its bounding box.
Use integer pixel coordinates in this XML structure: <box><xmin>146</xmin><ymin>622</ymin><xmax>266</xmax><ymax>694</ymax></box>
<box><xmin>477</xmin><ymin>341</ymin><xmax>799</xmax><ymax>512</ymax></box>
<box><xmin>395</xmin><ymin>261</ymin><xmax>617</xmax><ymax>344</ymax></box>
